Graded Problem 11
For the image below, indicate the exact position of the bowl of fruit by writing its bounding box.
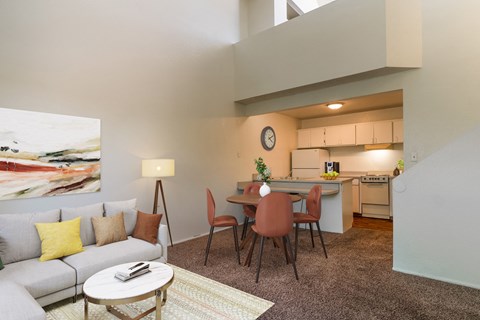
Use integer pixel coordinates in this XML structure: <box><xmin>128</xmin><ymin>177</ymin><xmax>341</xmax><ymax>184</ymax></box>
<box><xmin>322</xmin><ymin>171</ymin><xmax>339</xmax><ymax>180</ymax></box>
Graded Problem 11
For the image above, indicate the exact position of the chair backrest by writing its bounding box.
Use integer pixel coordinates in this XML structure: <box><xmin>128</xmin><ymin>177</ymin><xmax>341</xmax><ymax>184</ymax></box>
<box><xmin>306</xmin><ymin>185</ymin><xmax>322</xmax><ymax>220</ymax></box>
<box><xmin>243</xmin><ymin>183</ymin><xmax>261</xmax><ymax>216</ymax></box>
<box><xmin>255</xmin><ymin>193</ymin><xmax>293</xmax><ymax>237</ymax></box>
<box><xmin>206</xmin><ymin>188</ymin><xmax>216</xmax><ymax>226</ymax></box>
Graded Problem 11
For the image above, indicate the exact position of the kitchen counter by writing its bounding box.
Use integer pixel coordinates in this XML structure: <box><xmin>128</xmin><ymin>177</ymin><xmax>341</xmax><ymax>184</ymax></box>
<box><xmin>236</xmin><ymin>178</ymin><xmax>353</xmax><ymax>233</ymax></box>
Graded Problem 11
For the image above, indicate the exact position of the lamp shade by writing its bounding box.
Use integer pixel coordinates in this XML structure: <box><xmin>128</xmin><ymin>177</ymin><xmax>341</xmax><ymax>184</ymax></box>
<box><xmin>142</xmin><ymin>159</ymin><xmax>175</xmax><ymax>177</ymax></box>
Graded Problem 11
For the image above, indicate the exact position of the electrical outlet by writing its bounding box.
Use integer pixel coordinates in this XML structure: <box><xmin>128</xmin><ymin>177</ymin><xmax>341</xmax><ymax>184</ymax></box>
<box><xmin>411</xmin><ymin>152</ymin><xmax>418</xmax><ymax>162</ymax></box>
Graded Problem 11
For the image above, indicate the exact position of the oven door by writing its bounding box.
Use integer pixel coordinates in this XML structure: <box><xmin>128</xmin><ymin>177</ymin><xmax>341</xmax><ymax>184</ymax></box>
<box><xmin>360</xmin><ymin>182</ymin><xmax>389</xmax><ymax>205</ymax></box>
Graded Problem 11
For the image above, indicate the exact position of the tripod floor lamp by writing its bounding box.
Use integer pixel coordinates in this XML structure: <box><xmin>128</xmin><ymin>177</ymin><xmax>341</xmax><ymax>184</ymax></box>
<box><xmin>142</xmin><ymin>159</ymin><xmax>175</xmax><ymax>246</ymax></box>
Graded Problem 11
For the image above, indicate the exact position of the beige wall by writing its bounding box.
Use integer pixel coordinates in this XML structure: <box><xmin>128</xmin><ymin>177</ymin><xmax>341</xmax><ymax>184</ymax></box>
<box><xmin>0</xmin><ymin>1</ymin><xmax>297</xmax><ymax>244</ymax></box>
<box><xmin>301</xmin><ymin>107</ymin><xmax>403</xmax><ymax>128</ymax></box>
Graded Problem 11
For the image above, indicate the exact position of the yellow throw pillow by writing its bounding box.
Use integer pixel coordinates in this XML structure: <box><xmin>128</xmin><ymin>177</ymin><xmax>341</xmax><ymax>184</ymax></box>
<box><xmin>35</xmin><ymin>217</ymin><xmax>84</xmax><ymax>262</ymax></box>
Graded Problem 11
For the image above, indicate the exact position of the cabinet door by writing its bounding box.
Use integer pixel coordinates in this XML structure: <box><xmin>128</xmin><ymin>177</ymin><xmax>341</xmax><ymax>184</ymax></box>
<box><xmin>310</xmin><ymin>127</ymin><xmax>325</xmax><ymax>147</ymax></box>
<box><xmin>297</xmin><ymin>129</ymin><xmax>311</xmax><ymax>148</ymax></box>
<box><xmin>374</xmin><ymin>121</ymin><xmax>393</xmax><ymax>144</ymax></box>
<box><xmin>352</xmin><ymin>184</ymin><xmax>360</xmax><ymax>213</ymax></box>
<box><xmin>393</xmin><ymin>119</ymin><xmax>404</xmax><ymax>143</ymax></box>
<box><xmin>356</xmin><ymin>123</ymin><xmax>374</xmax><ymax>145</ymax></box>
<box><xmin>339</xmin><ymin>124</ymin><xmax>356</xmax><ymax>145</ymax></box>
<box><xmin>324</xmin><ymin>126</ymin><xmax>340</xmax><ymax>146</ymax></box>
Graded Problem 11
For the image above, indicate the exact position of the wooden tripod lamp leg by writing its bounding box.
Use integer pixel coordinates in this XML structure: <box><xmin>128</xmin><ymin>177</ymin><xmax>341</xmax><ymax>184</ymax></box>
<box><xmin>153</xmin><ymin>180</ymin><xmax>174</xmax><ymax>246</ymax></box>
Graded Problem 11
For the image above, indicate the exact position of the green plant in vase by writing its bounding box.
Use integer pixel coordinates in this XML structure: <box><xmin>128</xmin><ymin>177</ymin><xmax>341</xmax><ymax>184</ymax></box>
<box><xmin>254</xmin><ymin>157</ymin><xmax>271</xmax><ymax>183</ymax></box>
<box><xmin>254</xmin><ymin>157</ymin><xmax>272</xmax><ymax>197</ymax></box>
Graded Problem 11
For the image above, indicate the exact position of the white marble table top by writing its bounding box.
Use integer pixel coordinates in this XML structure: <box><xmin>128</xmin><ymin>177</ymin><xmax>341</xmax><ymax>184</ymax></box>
<box><xmin>83</xmin><ymin>262</ymin><xmax>174</xmax><ymax>301</ymax></box>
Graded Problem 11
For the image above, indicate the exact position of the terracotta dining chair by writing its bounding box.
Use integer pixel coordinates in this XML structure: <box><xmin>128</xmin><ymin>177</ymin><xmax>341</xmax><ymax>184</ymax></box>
<box><xmin>293</xmin><ymin>185</ymin><xmax>328</xmax><ymax>260</ymax></box>
<box><xmin>241</xmin><ymin>183</ymin><xmax>261</xmax><ymax>240</ymax></box>
<box><xmin>204</xmin><ymin>188</ymin><xmax>241</xmax><ymax>266</ymax></box>
<box><xmin>248</xmin><ymin>192</ymin><xmax>298</xmax><ymax>283</ymax></box>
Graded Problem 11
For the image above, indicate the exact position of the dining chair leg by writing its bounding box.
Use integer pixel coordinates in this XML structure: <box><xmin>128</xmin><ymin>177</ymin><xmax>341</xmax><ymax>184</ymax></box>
<box><xmin>294</xmin><ymin>223</ymin><xmax>299</xmax><ymax>261</ymax></box>
<box><xmin>281</xmin><ymin>236</ymin><xmax>290</xmax><ymax>264</ymax></box>
<box><xmin>284</xmin><ymin>235</ymin><xmax>299</xmax><ymax>281</ymax></box>
<box><xmin>247</xmin><ymin>233</ymin><xmax>258</xmax><ymax>267</ymax></box>
<box><xmin>233</xmin><ymin>225</ymin><xmax>240</xmax><ymax>264</ymax></box>
<box><xmin>241</xmin><ymin>216</ymin><xmax>250</xmax><ymax>240</ymax></box>
<box><xmin>316</xmin><ymin>221</ymin><xmax>328</xmax><ymax>258</ymax></box>
<box><xmin>204</xmin><ymin>226</ymin><xmax>215</xmax><ymax>266</ymax></box>
<box><xmin>255</xmin><ymin>236</ymin><xmax>266</xmax><ymax>283</ymax></box>
<box><xmin>309</xmin><ymin>223</ymin><xmax>315</xmax><ymax>248</ymax></box>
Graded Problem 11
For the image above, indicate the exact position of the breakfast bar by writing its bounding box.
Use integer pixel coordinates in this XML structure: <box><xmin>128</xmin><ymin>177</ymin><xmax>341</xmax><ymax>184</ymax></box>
<box><xmin>237</xmin><ymin>178</ymin><xmax>353</xmax><ymax>233</ymax></box>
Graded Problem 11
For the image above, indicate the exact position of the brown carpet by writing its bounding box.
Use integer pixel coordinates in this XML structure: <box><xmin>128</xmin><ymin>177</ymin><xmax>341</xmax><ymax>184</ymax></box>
<box><xmin>168</xmin><ymin>227</ymin><xmax>480</xmax><ymax>320</ymax></box>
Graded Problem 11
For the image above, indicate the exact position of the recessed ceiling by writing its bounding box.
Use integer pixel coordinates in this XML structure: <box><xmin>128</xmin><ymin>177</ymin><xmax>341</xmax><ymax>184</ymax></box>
<box><xmin>277</xmin><ymin>90</ymin><xmax>403</xmax><ymax>120</ymax></box>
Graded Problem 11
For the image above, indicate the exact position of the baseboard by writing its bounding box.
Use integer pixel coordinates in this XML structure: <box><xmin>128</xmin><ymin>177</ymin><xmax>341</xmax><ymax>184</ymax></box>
<box><xmin>392</xmin><ymin>266</ymin><xmax>480</xmax><ymax>290</ymax></box>
<box><xmin>173</xmin><ymin>226</ymin><xmax>238</xmax><ymax>245</ymax></box>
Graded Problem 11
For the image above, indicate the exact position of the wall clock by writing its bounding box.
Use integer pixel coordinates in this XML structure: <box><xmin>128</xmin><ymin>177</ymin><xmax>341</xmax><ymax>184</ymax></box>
<box><xmin>261</xmin><ymin>126</ymin><xmax>276</xmax><ymax>151</ymax></box>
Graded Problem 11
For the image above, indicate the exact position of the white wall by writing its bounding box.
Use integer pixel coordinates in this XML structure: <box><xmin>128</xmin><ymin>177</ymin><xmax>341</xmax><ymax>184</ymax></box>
<box><xmin>232</xmin><ymin>0</ymin><xmax>480</xmax><ymax>288</ymax></box>
<box><xmin>393</xmin><ymin>126</ymin><xmax>480</xmax><ymax>288</ymax></box>
<box><xmin>0</xmin><ymin>1</ymin><xmax>297</xmax><ymax>245</ymax></box>
<box><xmin>235</xmin><ymin>0</ymin><xmax>421</xmax><ymax>101</ymax></box>
<box><xmin>245</xmin><ymin>0</ymin><xmax>287</xmax><ymax>36</ymax></box>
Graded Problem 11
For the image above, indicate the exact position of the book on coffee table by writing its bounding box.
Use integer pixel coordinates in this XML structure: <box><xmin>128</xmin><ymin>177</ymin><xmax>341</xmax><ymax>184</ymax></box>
<box><xmin>115</xmin><ymin>268</ymin><xmax>151</xmax><ymax>281</ymax></box>
<box><xmin>115</xmin><ymin>262</ymin><xmax>150</xmax><ymax>281</ymax></box>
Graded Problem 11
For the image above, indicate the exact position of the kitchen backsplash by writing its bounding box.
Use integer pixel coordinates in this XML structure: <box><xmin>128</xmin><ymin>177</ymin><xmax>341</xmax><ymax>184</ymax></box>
<box><xmin>328</xmin><ymin>145</ymin><xmax>403</xmax><ymax>172</ymax></box>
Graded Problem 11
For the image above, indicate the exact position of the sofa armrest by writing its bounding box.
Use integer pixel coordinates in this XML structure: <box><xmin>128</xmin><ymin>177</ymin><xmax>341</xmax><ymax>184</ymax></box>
<box><xmin>158</xmin><ymin>224</ymin><xmax>168</xmax><ymax>262</ymax></box>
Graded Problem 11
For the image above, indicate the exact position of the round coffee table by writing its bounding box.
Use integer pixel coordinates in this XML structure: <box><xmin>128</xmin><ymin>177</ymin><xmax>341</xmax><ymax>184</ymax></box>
<box><xmin>83</xmin><ymin>261</ymin><xmax>174</xmax><ymax>320</ymax></box>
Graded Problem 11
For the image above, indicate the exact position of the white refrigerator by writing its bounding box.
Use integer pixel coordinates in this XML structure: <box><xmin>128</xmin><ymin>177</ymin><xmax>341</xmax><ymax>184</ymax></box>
<box><xmin>291</xmin><ymin>149</ymin><xmax>330</xmax><ymax>178</ymax></box>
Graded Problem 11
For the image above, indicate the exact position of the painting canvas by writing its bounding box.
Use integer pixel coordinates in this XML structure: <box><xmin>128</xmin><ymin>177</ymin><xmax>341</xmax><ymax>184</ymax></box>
<box><xmin>0</xmin><ymin>108</ymin><xmax>101</xmax><ymax>200</ymax></box>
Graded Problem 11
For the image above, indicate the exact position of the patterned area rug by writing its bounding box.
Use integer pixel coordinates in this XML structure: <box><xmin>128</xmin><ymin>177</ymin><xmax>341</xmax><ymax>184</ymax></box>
<box><xmin>44</xmin><ymin>264</ymin><xmax>273</xmax><ymax>320</ymax></box>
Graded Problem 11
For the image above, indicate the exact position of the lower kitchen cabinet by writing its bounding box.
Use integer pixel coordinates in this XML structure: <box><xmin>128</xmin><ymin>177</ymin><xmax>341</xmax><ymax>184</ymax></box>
<box><xmin>352</xmin><ymin>178</ymin><xmax>360</xmax><ymax>213</ymax></box>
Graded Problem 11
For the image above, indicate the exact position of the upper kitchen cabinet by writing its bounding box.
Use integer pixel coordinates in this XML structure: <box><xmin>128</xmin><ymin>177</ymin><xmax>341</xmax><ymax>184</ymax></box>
<box><xmin>325</xmin><ymin>125</ymin><xmax>356</xmax><ymax>147</ymax></box>
<box><xmin>297</xmin><ymin>129</ymin><xmax>311</xmax><ymax>148</ymax></box>
<box><xmin>297</xmin><ymin>127</ymin><xmax>326</xmax><ymax>148</ymax></box>
<box><xmin>356</xmin><ymin>121</ymin><xmax>393</xmax><ymax>145</ymax></box>
<box><xmin>311</xmin><ymin>127</ymin><xmax>326</xmax><ymax>147</ymax></box>
<box><xmin>234</xmin><ymin>0</ymin><xmax>422</xmax><ymax>103</ymax></box>
<box><xmin>393</xmin><ymin>119</ymin><xmax>404</xmax><ymax>143</ymax></box>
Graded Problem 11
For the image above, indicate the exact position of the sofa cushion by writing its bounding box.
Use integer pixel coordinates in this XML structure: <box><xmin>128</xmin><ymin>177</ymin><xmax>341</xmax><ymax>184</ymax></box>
<box><xmin>61</xmin><ymin>203</ymin><xmax>103</xmax><ymax>246</ymax></box>
<box><xmin>0</xmin><ymin>281</ymin><xmax>46</xmax><ymax>320</ymax></box>
<box><xmin>62</xmin><ymin>237</ymin><xmax>163</xmax><ymax>284</ymax></box>
<box><xmin>132</xmin><ymin>211</ymin><xmax>163</xmax><ymax>244</ymax></box>
<box><xmin>0</xmin><ymin>258</ymin><xmax>76</xmax><ymax>299</ymax></box>
<box><xmin>0</xmin><ymin>209</ymin><xmax>60</xmax><ymax>264</ymax></box>
<box><xmin>91</xmin><ymin>212</ymin><xmax>127</xmax><ymax>246</ymax></box>
<box><xmin>104</xmin><ymin>199</ymin><xmax>137</xmax><ymax>235</ymax></box>
<box><xmin>35</xmin><ymin>217</ymin><xmax>84</xmax><ymax>261</ymax></box>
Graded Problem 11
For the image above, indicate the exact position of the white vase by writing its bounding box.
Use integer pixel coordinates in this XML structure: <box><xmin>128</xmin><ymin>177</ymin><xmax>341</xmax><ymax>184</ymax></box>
<box><xmin>259</xmin><ymin>182</ymin><xmax>271</xmax><ymax>197</ymax></box>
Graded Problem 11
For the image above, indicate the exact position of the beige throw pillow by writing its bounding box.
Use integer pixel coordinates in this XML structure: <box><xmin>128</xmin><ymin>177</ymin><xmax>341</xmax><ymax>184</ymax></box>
<box><xmin>91</xmin><ymin>212</ymin><xmax>127</xmax><ymax>246</ymax></box>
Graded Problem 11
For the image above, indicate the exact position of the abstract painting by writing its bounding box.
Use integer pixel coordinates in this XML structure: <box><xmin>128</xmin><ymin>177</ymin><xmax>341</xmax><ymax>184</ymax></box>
<box><xmin>0</xmin><ymin>108</ymin><xmax>101</xmax><ymax>200</ymax></box>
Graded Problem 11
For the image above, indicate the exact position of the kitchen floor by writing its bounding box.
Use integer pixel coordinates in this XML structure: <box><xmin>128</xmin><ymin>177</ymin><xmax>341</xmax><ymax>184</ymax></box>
<box><xmin>353</xmin><ymin>214</ymin><xmax>393</xmax><ymax>231</ymax></box>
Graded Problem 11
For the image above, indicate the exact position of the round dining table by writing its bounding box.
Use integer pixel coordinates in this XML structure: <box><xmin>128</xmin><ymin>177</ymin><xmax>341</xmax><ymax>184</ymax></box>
<box><xmin>226</xmin><ymin>192</ymin><xmax>302</xmax><ymax>265</ymax></box>
<box><xmin>226</xmin><ymin>193</ymin><xmax>302</xmax><ymax>206</ymax></box>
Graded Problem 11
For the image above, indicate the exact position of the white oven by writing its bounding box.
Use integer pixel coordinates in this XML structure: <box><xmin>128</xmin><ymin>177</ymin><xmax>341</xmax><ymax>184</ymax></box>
<box><xmin>360</xmin><ymin>175</ymin><xmax>390</xmax><ymax>219</ymax></box>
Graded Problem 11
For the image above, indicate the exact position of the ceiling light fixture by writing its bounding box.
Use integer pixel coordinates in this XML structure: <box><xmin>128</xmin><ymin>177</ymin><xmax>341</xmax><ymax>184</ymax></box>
<box><xmin>327</xmin><ymin>103</ymin><xmax>343</xmax><ymax>110</ymax></box>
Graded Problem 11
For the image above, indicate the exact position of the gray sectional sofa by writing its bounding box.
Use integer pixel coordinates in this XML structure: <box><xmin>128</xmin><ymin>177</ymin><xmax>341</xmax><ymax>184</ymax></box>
<box><xmin>0</xmin><ymin>199</ymin><xmax>168</xmax><ymax>320</ymax></box>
